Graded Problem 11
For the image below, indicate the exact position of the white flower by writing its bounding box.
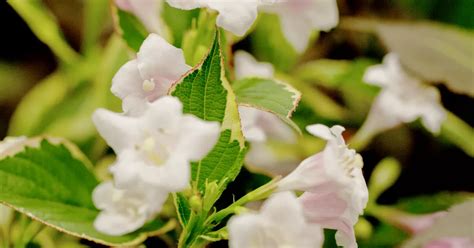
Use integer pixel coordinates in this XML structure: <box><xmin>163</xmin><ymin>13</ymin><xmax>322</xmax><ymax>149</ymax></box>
<box><xmin>228</xmin><ymin>191</ymin><xmax>324</xmax><ymax>248</ymax></box>
<box><xmin>362</xmin><ymin>53</ymin><xmax>446</xmax><ymax>134</ymax></box>
<box><xmin>112</xmin><ymin>34</ymin><xmax>191</xmax><ymax>115</ymax></box>
<box><xmin>261</xmin><ymin>0</ymin><xmax>339</xmax><ymax>52</ymax></box>
<box><xmin>166</xmin><ymin>0</ymin><xmax>259</xmax><ymax>36</ymax></box>
<box><xmin>234</xmin><ymin>50</ymin><xmax>274</xmax><ymax>80</ymax></box>
<box><xmin>278</xmin><ymin>124</ymin><xmax>368</xmax><ymax>248</ymax></box>
<box><xmin>92</xmin><ymin>96</ymin><xmax>220</xmax><ymax>191</ymax></box>
<box><xmin>115</xmin><ymin>0</ymin><xmax>167</xmax><ymax>35</ymax></box>
<box><xmin>92</xmin><ymin>181</ymin><xmax>168</xmax><ymax>236</ymax></box>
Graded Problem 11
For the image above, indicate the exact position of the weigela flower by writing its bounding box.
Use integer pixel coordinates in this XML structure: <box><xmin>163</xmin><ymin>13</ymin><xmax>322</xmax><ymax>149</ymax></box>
<box><xmin>261</xmin><ymin>0</ymin><xmax>339</xmax><ymax>52</ymax></box>
<box><xmin>92</xmin><ymin>96</ymin><xmax>220</xmax><ymax>191</ymax></box>
<box><xmin>392</xmin><ymin>211</ymin><xmax>446</xmax><ymax>234</ymax></box>
<box><xmin>92</xmin><ymin>181</ymin><xmax>168</xmax><ymax>236</ymax></box>
<box><xmin>362</xmin><ymin>53</ymin><xmax>446</xmax><ymax>134</ymax></box>
<box><xmin>166</xmin><ymin>0</ymin><xmax>260</xmax><ymax>36</ymax></box>
<box><xmin>227</xmin><ymin>191</ymin><xmax>324</xmax><ymax>248</ymax></box>
<box><xmin>278</xmin><ymin>124</ymin><xmax>368</xmax><ymax>248</ymax></box>
<box><xmin>112</xmin><ymin>34</ymin><xmax>190</xmax><ymax>115</ymax></box>
<box><xmin>115</xmin><ymin>0</ymin><xmax>167</xmax><ymax>35</ymax></box>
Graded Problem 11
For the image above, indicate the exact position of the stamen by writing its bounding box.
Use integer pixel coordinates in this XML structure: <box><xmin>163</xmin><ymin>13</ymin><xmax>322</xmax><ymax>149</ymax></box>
<box><xmin>142</xmin><ymin>79</ymin><xmax>156</xmax><ymax>92</ymax></box>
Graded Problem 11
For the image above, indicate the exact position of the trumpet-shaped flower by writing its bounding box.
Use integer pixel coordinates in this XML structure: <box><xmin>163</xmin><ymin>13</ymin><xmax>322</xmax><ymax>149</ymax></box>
<box><xmin>362</xmin><ymin>53</ymin><xmax>446</xmax><ymax>135</ymax></box>
<box><xmin>92</xmin><ymin>181</ymin><xmax>168</xmax><ymax>236</ymax></box>
<box><xmin>111</xmin><ymin>34</ymin><xmax>190</xmax><ymax>115</ymax></box>
<box><xmin>115</xmin><ymin>0</ymin><xmax>167</xmax><ymax>35</ymax></box>
<box><xmin>262</xmin><ymin>0</ymin><xmax>339</xmax><ymax>52</ymax></box>
<box><xmin>278</xmin><ymin>124</ymin><xmax>368</xmax><ymax>248</ymax></box>
<box><xmin>166</xmin><ymin>0</ymin><xmax>260</xmax><ymax>36</ymax></box>
<box><xmin>92</xmin><ymin>96</ymin><xmax>220</xmax><ymax>191</ymax></box>
<box><xmin>228</xmin><ymin>191</ymin><xmax>324</xmax><ymax>248</ymax></box>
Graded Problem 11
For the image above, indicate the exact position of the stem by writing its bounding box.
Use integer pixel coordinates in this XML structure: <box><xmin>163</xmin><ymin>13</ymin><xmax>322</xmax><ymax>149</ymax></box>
<box><xmin>349</xmin><ymin>121</ymin><xmax>377</xmax><ymax>152</ymax></box>
<box><xmin>206</xmin><ymin>177</ymin><xmax>280</xmax><ymax>225</ymax></box>
<box><xmin>20</xmin><ymin>221</ymin><xmax>44</xmax><ymax>246</ymax></box>
<box><xmin>440</xmin><ymin>111</ymin><xmax>474</xmax><ymax>157</ymax></box>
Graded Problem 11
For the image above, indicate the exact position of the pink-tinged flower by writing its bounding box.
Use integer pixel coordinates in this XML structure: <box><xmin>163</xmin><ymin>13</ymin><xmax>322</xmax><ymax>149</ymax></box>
<box><xmin>362</xmin><ymin>53</ymin><xmax>446</xmax><ymax>135</ymax></box>
<box><xmin>227</xmin><ymin>191</ymin><xmax>324</xmax><ymax>248</ymax></box>
<box><xmin>261</xmin><ymin>0</ymin><xmax>339</xmax><ymax>52</ymax></box>
<box><xmin>394</xmin><ymin>211</ymin><xmax>447</xmax><ymax>234</ymax></box>
<box><xmin>92</xmin><ymin>96</ymin><xmax>220</xmax><ymax>191</ymax></box>
<box><xmin>111</xmin><ymin>33</ymin><xmax>190</xmax><ymax>115</ymax></box>
<box><xmin>92</xmin><ymin>181</ymin><xmax>168</xmax><ymax>236</ymax></box>
<box><xmin>166</xmin><ymin>0</ymin><xmax>260</xmax><ymax>36</ymax></box>
<box><xmin>424</xmin><ymin>237</ymin><xmax>474</xmax><ymax>248</ymax></box>
<box><xmin>278</xmin><ymin>124</ymin><xmax>368</xmax><ymax>248</ymax></box>
<box><xmin>115</xmin><ymin>0</ymin><xmax>167</xmax><ymax>35</ymax></box>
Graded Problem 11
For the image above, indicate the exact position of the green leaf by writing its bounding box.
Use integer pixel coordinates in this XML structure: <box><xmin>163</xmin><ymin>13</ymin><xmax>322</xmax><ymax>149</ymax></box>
<box><xmin>174</xmin><ymin>193</ymin><xmax>191</xmax><ymax>227</ymax></box>
<box><xmin>0</xmin><ymin>139</ymin><xmax>170</xmax><ymax>246</ymax></box>
<box><xmin>170</xmin><ymin>31</ymin><xmax>247</xmax><ymax>194</ymax></box>
<box><xmin>7</xmin><ymin>0</ymin><xmax>79</xmax><ymax>64</ymax></box>
<box><xmin>375</xmin><ymin>21</ymin><xmax>474</xmax><ymax>96</ymax></box>
<box><xmin>114</xmin><ymin>8</ymin><xmax>149</xmax><ymax>52</ymax></box>
<box><xmin>233</xmin><ymin>77</ymin><xmax>301</xmax><ymax>132</ymax></box>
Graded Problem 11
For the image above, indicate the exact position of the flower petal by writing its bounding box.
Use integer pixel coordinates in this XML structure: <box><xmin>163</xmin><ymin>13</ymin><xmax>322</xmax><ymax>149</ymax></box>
<box><xmin>206</xmin><ymin>0</ymin><xmax>259</xmax><ymax>36</ymax></box>
<box><xmin>234</xmin><ymin>50</ymin><xmax>274</xmax><ymax>80</ymax></box>
<box><xmin>178</xmin><ymin>115</ymin><xmax>220</xmax><ymax>161</ymax></box>
<box><xmin>92</xmin><ymin>109</ymin><xmax>140</xmax><ymax>153</ymax></box>
<box><xmin>277</xmin><ymin>152</ymin><xmax>328</xmax><ymax>192</ymax></box>
<box><xmin>94</xmin><ymin>209</ymin><xmax>147</xmax><ymax>236</ymax></box>
<box><xmin>137</xmin><ymin>34</ymin><xmax>190</xmax><ymax>96</ymax></box>
<box><xmin>228</xmin><ymin>213</ymin><xmax>266</xmax><ymax>248</ymax></box>
<box><xmin>309</xmin><ymin>0</ymin><xmax>339</xmax><ymax>31</ymax></box>
<box><xmin>140</xmin><ymin>155</ymin><xmax>190</xmax><ymax>192</ymax></box>
<box><xmin>126</xmin><ymin>0</ymin><xmax>165</xmax><ymax>34</ymax></box>
<box><xmin>142</xmin><ymin>96</ymin><xmax>183</xmax><ymax>132</ymax></box>
<box><xmin>165</xmin><ymin>0</ymin><xmax>201</xmax><ymax>10</ymax></box>
<box><xmin>111</xmin><ymin>60</ymin><xmax>144</xmax><ymax>100</ymax></box>
<box><xmin>279</xmin><ymin>13</ymin><xmax>314</xmax><ymax>52</ymax></box>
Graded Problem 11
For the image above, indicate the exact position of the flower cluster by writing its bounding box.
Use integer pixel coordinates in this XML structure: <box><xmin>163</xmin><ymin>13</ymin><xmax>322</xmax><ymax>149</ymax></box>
<box><xmin>228</xmin><ymin>124</ymin><xmax>368</xmax><ymax>248</ymax></box>
<box><xmin>92</xmin><ymin>34</ymin><xmax>220</xmax><ymax>235</ymax></box>
<box><xmin>100</xmin><ymin>0</ymin><xmax>368</xmax><ymax>245</ymax></box>
<box><xmin>118</xmin><ymin>0</ymin><xmax>339</xmax><ymax>52</ymax></box>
